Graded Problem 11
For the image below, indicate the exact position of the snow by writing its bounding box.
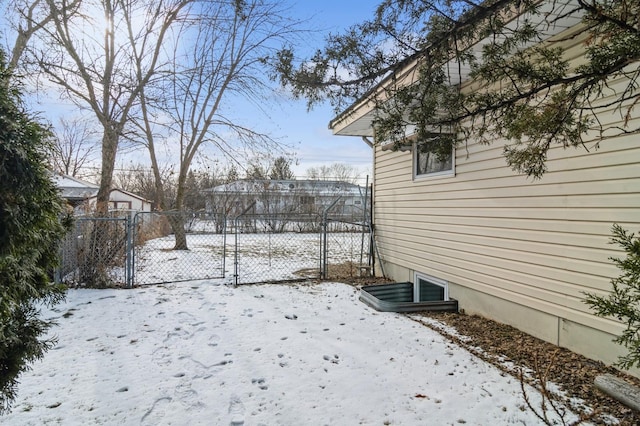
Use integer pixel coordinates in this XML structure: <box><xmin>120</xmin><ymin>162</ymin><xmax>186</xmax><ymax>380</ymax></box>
<box><xmin>4</xmin><ymin>279</ymin><xmax>591</xmax><ymax>425</ymax></box>
<box><xmin>131</xmin><ymin>229</ymin><xmax>367</xmax><ymax>285</ymax></box>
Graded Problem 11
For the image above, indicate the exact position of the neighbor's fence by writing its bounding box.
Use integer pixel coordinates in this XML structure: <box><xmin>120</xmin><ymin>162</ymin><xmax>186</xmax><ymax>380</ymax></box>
<box><xmin>56</xmin><ymin>192</ymin><xmax>376</xmax><ymax>287</ymax></box>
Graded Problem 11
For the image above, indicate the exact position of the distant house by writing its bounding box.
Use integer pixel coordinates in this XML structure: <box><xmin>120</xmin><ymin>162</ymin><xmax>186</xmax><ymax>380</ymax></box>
<box><xmin>52</xmin><ymin>173</ymin><xmax>99</xmax><ymax>212</ymax></box>
<box><xmin>328</xmin><ymin>0</ymin><xmax>640</xmax><ymax>375</ymax></box>
<box><xmin>102</xmin><ymin>188</ymin><xmax>153</xmax><ymax>213</ymax></box>
<box><xmin>202</xmin><ymin>179</ymin><xmax>368</xmax><ymax>222</ymax></box>
<box><xmin>52</xmin><ymin>172</ymin><xmax>152</xmax><ymax>215</ymax></box>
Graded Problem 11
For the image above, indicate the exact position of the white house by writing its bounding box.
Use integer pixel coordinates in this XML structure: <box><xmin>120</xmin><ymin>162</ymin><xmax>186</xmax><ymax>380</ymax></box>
<box><xmin>52</xmin><ymin>172</ymin><xmax>152</xmax><ymax>215</ymax></box>
<box><xmin>103</xmin><ymin>188</ymin><xmax>153</xmax><ymax>213</ymax></box>
<box><xmin>329</xmin><ymin>0</ymin><xmax>640</xmax><ymax>375</ymax></box>
<box><xmin>202</xmin><ymin>179</ymin><xmax>368</xmax><ymax>221</ymax></box>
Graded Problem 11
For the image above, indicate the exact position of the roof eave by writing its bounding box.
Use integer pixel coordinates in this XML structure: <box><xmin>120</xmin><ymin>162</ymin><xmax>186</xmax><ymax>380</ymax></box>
<box><xmin>328</xmin><ymin>0</ymin><xmax>583</xmax><ymax>138</ymax></box>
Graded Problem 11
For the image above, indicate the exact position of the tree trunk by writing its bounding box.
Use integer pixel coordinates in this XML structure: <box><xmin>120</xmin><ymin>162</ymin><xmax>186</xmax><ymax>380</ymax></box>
<box><xmin>167</xmin><ymin>213</ymin><xmax>188</xmax><ymax>250</ymax></box>
<box><xmin>171</xmin><ymin>171</ymin><xmax>188</xmax><ymax>250</ymax></box>
<box><xmin>96</xmin><ymin>127</ymin><xmax>118</xmax><ymax>216</ymax></box>
<box><xmin>81</xmin><ymin>126</ymin><xmax>119</xmax><ymax>287</ymax></box>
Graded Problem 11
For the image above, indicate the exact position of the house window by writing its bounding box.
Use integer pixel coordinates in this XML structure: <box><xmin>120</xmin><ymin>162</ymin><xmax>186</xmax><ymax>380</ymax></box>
<box><xmin>300</xmin><ymin>196</ymin><xmax>315</xmax><ymax>205</ymax></box>
<box><xmin>414</xmin><ymin>134</ymin><xmax>454</xmax><ymax>178</ymax></box>
<box><xmin>110</xmin><ymin>201</ymin><xmax>132</xmax><ymax>210</ymax></box>
<box><xmin>413</xmin><ymin>272</ymin><xmax>449</xmax><ymax>301</ymax></box>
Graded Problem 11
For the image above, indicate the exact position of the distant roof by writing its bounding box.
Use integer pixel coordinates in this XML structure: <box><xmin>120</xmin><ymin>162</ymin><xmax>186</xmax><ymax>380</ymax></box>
<box><xmin>202</xmin><ymin>179</ymin><xmax>365</xmax><ymax>197</ymax></box>
<box><xmin>51</xmin><ymin>172</ymin><xmax>152</xmax><ymax>203</ymax></box>
<box><xmin>108</xmin><ymin>188</ymin><xmax>153</xmax><ymax>203</ymax></box>
<box><xmin>51</xmin><ymin>172</ymin><xmax>99</xmax><ymax>201</ymax></box>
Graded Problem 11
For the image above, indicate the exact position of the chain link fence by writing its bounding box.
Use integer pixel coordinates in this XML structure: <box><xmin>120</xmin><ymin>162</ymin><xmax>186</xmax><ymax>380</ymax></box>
<box><xmin>56</xmin><ymin>191</ymin><xmax>376</xmax><ymax>287</ymax></box>
<box><xmin>57</xmin><ymin>216</ymin><xmax>130</xmax><ymax>287</ymax></box>
<box><xmin>321</xmin><ymin>221</ymin><xmax>373</xmax><ymax>281</ymax></box>
<box><xmin>319</xmin><ymin>190</ymin><xmax>375</xmax><ymax>281</ymax></box>
<box><xmin>230</xmin><ymin>193</ymin><xmax>375</xmax><ymax>285</ymax></box>
<box><xmin>231</xmin><ymin>211</ymin><xmax>323</xmax><ymax>285</ymax></box>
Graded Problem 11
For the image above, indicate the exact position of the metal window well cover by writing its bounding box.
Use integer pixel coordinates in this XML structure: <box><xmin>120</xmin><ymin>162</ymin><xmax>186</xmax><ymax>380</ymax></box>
<box><xmin>359</xmin><ymin>282</ymin><xmax>458</xmax><ymax>313</ymax></box>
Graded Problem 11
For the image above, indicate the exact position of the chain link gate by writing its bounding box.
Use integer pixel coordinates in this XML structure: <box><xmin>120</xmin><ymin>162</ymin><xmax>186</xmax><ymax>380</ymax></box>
<box><xmin>321</xmin><ymin>221</ymin><xmax>373</xmax><ymax>280</ymax></box>
<box><xmin>320</xmin><ymin>192</ymin><xmax>375</xmax><ymax>281</ymax></box>
<box><xmin>132</xmin><ymin>211</ymin><xmax>226</xmax><ymax>285</ymax></box>
<box><xmin>231</xmin><ymin>190</ymin><xmax>376</xmax><ymax>285</ymax></box>
<box><xmin>231</xmin><ymin>206</ymin><xmax>323</xmax><ymax>285</ymax></box>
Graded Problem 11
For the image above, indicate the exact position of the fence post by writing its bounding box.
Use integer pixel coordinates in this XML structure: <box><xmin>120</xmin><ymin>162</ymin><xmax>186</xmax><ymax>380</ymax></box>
<box><xmin>319</xmin><ymin>214</ymin><xmax>324</xmax><ymax>279</ymax></box>
<box><xmin>222</xmin><ymin>214</ymin><xmax>227</xmax><ymax>279</ymax></box>
<box><xmin>359</xmin><ymin>177</ymin><xmax>369</xmax><ymax>268</ymax></box>
<box><xmin>132</xmin><ymin>213</ymin><xmax>139</xmax><ymax>287</ymax></box>
<box><xmin>125</xmin><ymin>215</ymin><xmax>133</xmax><ymax>288</ymax></box>
<box><xmin>321</xmin><ymin>196</ymin><xmax>342</xmax><ymax>280</ymax></box>
<box><xmin>234</xmin><ymin>215</ymin><xmax>239</xmax><ymax>286</ymax></box>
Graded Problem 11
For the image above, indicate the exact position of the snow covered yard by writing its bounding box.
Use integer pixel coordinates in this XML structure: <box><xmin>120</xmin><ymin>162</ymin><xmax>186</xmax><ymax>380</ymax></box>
<box><xmin>5</xmin><ymin>281</ymin><xmax>583</xmax><ymax>425</ymax></box>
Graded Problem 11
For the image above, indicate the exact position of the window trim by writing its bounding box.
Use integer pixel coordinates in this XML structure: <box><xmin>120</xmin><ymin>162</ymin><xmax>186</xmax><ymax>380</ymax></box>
<box><xmin>413</xmin><ymin>137</ymin><xmax>455</xmax><ymax>180</ymax></box>
<box><xmin>413</xmin><ymin>272</ymin><xmax>449</xmax><ymax>301</ymax></box>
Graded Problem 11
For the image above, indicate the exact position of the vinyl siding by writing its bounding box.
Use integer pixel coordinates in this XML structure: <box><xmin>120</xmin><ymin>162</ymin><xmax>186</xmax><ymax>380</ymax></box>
<box><xmin>374</xmin><ymin>137</ymin><xmax>639</xmax><ymax>334</ymax></box>
<box><xmin>372</xmin><ymin>25</ymin><xmax>640</xmax><ymax>348</ymax></box>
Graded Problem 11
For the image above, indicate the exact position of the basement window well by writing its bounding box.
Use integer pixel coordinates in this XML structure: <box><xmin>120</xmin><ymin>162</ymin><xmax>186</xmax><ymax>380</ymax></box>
<box><xmin>359</xmin><ymin>273</ymin><xmax>456</xmax><ymax>313</ymax></box>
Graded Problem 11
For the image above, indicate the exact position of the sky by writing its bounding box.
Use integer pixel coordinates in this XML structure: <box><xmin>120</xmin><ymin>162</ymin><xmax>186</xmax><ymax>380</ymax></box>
<box><xmin>11</xmin><ymin>0</ymin><xmax>381</xmax><ymax>183</ymax></box>
<box><xmin>254</xmin><ymin>0</ymin><xmax>381</xmax><ymax>179</ymax></box>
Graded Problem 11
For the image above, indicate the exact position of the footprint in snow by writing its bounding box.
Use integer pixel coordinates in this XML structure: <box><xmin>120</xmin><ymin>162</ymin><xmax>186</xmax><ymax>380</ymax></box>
<box><xmin>176</xmin><ymin>311</ymin><xmax>197</xmax><ymax>324</ymax></box>
<box><xmin>151</xmin><ymin>346</ymin><xmax>171</xmax><ymax>366</ymax></box>
<box><xmin>141</xmin><ymin>397</ymin><xmax>172</xmax><ymax>425</ymax></box>
<box><xmin>323</xmin><ymin>354</ymin><xmax>340</xmax><ymax>364</ymax></box>
<box><xmin>164</xmin><ymin>328</ymin><xmax>191</xmax><ymax>343</ymax></box>
<box><xmin>97</xmin><ymin>295</ymin><xmax>116</xmax><ymax>300</ymax></box>
<box><xmin>175</xmin><ymin>381</ymin><xmax>204</xmax><ymax>410</ymax></box>
<box><xmin>277</xmin><ymin>353</ymin><xmax>289</xmax><ymax>367</ymax></box>
<box><xmin>228</xmin><ymin>395</ymin><xmax>245</xmax><ymax>426</ymax></box>
<box><xmin>251</xmin><ymin>378</ymin><xmax>268</xmax><ymax>390</ymax></box>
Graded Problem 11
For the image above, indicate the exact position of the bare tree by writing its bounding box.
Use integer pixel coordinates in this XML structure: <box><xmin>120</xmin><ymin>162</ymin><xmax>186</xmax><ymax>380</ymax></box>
<box><xmin>306</xmin><ymin>163</ymin><xmax>361</xmax><ymax>184</ymax></box>
<box><xmin>49</xmin><ymin>117</ymin><xmax>96</xmax><ymax>177</ymax></box>
<box><xmin>112</xmin><ymin>163</ymin><xmax>175</xmax><ymax>206</ymax></box>
<box><xmin>0</xmin><ymin>0</ymin><xmax>78</xmax><ymax>74</ymax></box>
<box><xmin>32</xmin><ymin>0</ymin><xmax>192</xmax><ymax>215</ymax></box>
<box><xmin>133</xmin><ymin>0</ymin><xmax>302</xmax><ymax>249</ymax></box>
<box><xmin>245</xmin><ymin>160</ymin><xmax>269</xmax><ymax>180</ymax></box>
